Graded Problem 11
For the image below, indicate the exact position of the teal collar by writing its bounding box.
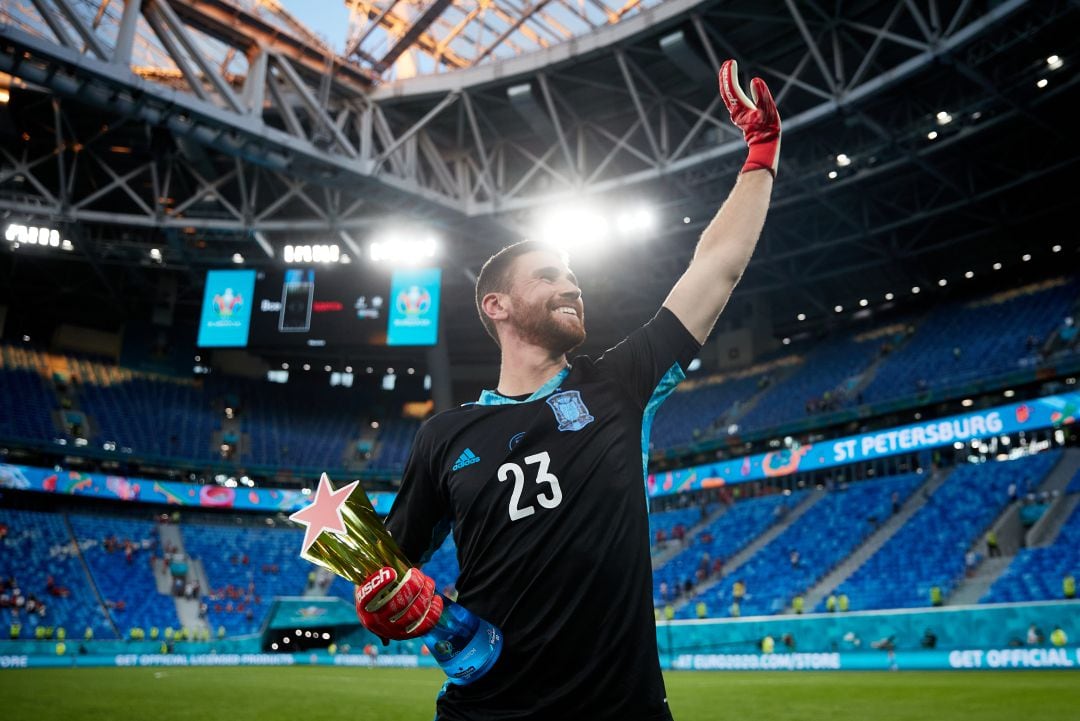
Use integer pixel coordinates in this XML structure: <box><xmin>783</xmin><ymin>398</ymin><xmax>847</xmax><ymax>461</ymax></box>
<box><xmin>476</xmin><ymin>367</ymin><xmax>571</xmax><ymax>406</ymax></box>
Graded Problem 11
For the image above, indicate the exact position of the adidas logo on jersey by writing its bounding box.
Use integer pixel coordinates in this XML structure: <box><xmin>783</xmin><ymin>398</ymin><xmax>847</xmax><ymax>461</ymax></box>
<box><xmin>452</xmin><ymin>448</ymin><xmax>481</xmax><ymax>471</ymax></box>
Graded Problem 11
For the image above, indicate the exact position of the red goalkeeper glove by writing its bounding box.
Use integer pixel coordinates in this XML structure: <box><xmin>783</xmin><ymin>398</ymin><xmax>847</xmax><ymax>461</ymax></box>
<box><xmin>719</xmin><ymin>59</ymin><xmax>781</xmax><ymax>177</ymax></box>
<box><xmin>355</xmin><ymin>567</ymin><xmax>442</xmax><ymax>641</ymax></box>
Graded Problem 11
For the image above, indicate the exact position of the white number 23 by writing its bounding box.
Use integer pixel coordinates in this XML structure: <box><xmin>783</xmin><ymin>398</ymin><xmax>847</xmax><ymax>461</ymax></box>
<box><xmin>497</xmin><ymin>451</ymin><xmax>562</xmax><ymax>522</ymax></box>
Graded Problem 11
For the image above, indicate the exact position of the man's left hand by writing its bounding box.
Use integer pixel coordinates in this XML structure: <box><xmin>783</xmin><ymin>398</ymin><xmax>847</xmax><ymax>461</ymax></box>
<box><xmin>719</xmin><ymin>59</ymin><xmax>781</xmax><ymax>176</ymax></box>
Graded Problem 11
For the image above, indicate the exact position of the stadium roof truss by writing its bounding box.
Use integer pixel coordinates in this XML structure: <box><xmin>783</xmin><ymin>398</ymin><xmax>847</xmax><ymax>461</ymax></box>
<box><xmin>0</xmin><ymin>0</ymin><xmax>1078</xmax><ymax>342</ymax></box>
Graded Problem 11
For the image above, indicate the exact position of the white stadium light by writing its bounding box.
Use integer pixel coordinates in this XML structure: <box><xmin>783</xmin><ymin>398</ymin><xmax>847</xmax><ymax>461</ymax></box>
<box><xmin>615</xmin><ymin>208</ymin><xmax>656</xmax><ymax>237</ymax></box>
<box><xmin>1021</xmin><ymin>253</ymin><xmax>1031</xmax><ymax>262</ymax></box>
<box><xmin>5</xmin><ymin>223</ymin><xmax>73</xmax><ymax>251</ymax></box>
<box><xmin>835</xmin><ymin>153</ymin><xmax>851</xmax><ymax>167</ymax></box>
<box><xmin>369</xmin><ymin>234</ymin><xmax>438</xmax><ymax>265</ymax></box>
<box><xmin>827</xmin><ymin>170</ymin><xmax>838</xmax><ymax>180</ymax></box>
<box><xmin>834</xmin><ymin>305</ymin><xmax>843</xmax><ymax>313</ymax></box>
<box><xmin>1036</xmin><ymin>78</ymin><xmax>1048</xmax><ymax>89</ymax></box>
<box><xmin>927</xmin><ymin>130</ymin><xmax>938</xmax><ymax>140</ymax></box>
<box><xmin>284</xmin><ymin>244</ymin><xmax>343</xmax><ymax>264</ymax></box>
<box><xmin>1047</xmin><ymin>55</ymin><xmax>1063</xmax><ymax>70</ymax></box>
<box><xmin>796</xmin><ymin>313</ymin><xmax>806</xmax><ymax>321</ymax></box>
<box><xmin>992</xmin><ymin>262</ymin><xmax>1002</xmax><ymax>270</ymax></box>
<box><xmin>935</xmin><ymin>111</ymin><xmax>953</xmax><ymax>125</ymax></box>
<box><xmin>232</xmin><ymin>253</ymin><xmax>244</xmax><ymax>264</ymax></box>
<box><xmin>539</xmin><ymin>207</ymin><xmax>609</xmax><ymax>253</ymax></box>
<box><xmin>884</xmin><ymin>292</ymin><xmax>894</xmax><ymax>301</ymax></box>
<box><xmin>938</xmin><ymin>278</ymin><xmax>948</xmax><ymax>287</ymax></box>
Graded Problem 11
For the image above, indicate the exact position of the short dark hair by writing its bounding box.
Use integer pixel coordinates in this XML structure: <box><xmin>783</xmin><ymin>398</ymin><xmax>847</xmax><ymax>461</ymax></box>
<box><xmin>475</xmin><ymin>240</ymin><xmax>565</xmax><ymax>345</ymax></box>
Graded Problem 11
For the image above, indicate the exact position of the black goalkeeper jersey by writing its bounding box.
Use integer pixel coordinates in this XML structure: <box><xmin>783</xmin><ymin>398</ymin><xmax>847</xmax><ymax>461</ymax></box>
<box><xmin>386</xmin><ymin>308</ymin><xmax>700</xmax><ymax>721</ymax></box>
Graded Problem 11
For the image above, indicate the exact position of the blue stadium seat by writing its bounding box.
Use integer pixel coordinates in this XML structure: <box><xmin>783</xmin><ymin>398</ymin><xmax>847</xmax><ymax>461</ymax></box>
<box><xmin>825</xmin><ymin>452</ymin><xmax>1061</xmax><ymax>611</ymax></box>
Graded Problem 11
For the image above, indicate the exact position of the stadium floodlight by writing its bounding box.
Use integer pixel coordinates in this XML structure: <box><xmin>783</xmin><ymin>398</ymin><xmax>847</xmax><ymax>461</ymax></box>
<box><xmin>927</xmin><ymin>130</ymin><xmax>938</xmax><ymax>140</ymax></box>
<box><xmin>324</xmin><ymin>365</ymin><xmax>331</xmax><ymax>372</ymax></box>
<box><xmin>993</xmin><ymin>262</ymin><xmax>1002</xmax><ymax>270</ymax></box>
<box><xmin>911</xmin><ymin>286</ymin><xmax>921</xmax><ymax>294</ymax></box>
<box><xmin>149</xmin><ymin>248</ymin><xmax>162</xmax><ymax>262</ymax></box>
<box><xmin>345</xmin><ymin>366</ymin><xmax>353</xmax><ymax>373</ymax></box>
<box><xmin>935</xmin><ymin>111</ymin><xmax>953</xmax><ymax>125</ymax></box>
<box><xmin>303</xmin><ymin>363</ymin><xmax>311</xmax><ymax>371</ymax></box>
<box><xmin>1036</xmin><ymin>78</ymin><xmax>1048</xmax><ymax>89</ymax></box>
<box><xmin>284</xmin><ymin>244</ymin><xmax>342</xmax><ymax>264</ymax></box>
<box><xmin>1051</xmin><ymin>244</ymin><xmax>1062</xmax><ymax>253</ymax></box>
<box><xmin>859</xmin><ymin>298</ymin><xmax>869</xmax><ymax>307</ymax></box>
<box><xmin>683</xmin><ymin>216</ymin><xmax>691</xmax><ymax>224</ymax></box>
<box><xmin>1047</xmin><ymin>55</ymin><xmax>1063</xmax><ymax>70</ymax></box>
<box><xmin>232</xmin><ymin>253</ymin><xmax>244</xmax><ymax>264</ymax></box>
<box><xmin>5</xmin><ymin>223</ymin><xmax>72</xmax><ymax>251</ymax></box>
<box><xmin>539</xmin><ymin>206</ymin><xmax>609</xmax><ymax>254</ymax></box>
<box><xmin>834</xmin><ymin>305</ymin><xmax>843</xmax><ymax>313</ymax></box>
<box><xmin>961</xmin><ymin>399</ymin><xmax>974</xmax><ymax>407</ymax></box>
<box><xmin>1021</xmin><ymin>253</ymin><xmax>1031</xmax><ymax>262</ymax></box>
<box><xmin>938</xmin><ymin>278</ymin><xmax>948</xmax><ymax>287</ymax></box>
<box><xmin>835</xmin><ymin>153</ymin><xmax>851</xmax><ymax>167</ymax></box>
<box><xmin>782</xmin><ymin>337</ymin><xmax>791</xmax><ymax>345</ymax></box>
<box><xmin>615</xmin><ymin>207</ymin><xmax>656</xmax><ymax>237</ymax></box>
<box><xmin>965</xmin><ymin>271</ymin><xmax>974</xmax><ymax>279</ymax></box>
<box><xmin>827</xmin><ymin>170</ymin><xmax>838</xmax><ymax>179</ymax></box>
<box><xmin>369</xmin><ymin>232</ymin><xmax>438</xmax><ymax>265</ymax></box>
<box><xmin>953</xmin><ymin>441</ymin><xmax>964</xmax><ymax>450</ymax></box>
<box><xmin>884</xmin><ymin>292</ymin><xmax>894</xmax><ymax>301</ymax></box>
<box><xmin>281</xmin><ymin>363</ymin><xmax>289</xmax><ymax>370</ymax></box>
<box><xmin>1003</xmin><ymin>389</ymin><xmax>1015</xmax><ymax>398</ymax></box>
<box><xmin>796</xmin><ymin>313</ymin><xmax>806</xmax><ymax>321</ymax></box>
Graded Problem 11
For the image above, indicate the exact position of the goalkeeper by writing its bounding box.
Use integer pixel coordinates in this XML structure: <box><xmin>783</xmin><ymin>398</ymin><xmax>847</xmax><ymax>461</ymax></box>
<box><xmin>356</xmin><ymin>59</ymin><xmax>780</xmax><ymax>721</ymax></box>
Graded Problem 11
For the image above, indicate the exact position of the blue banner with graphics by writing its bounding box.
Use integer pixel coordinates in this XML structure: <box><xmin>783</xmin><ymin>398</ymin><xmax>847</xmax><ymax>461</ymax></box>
<box><xmin>197</xmin><ymin>269</ymin><xmax>256</xmax><ymax>347</ymax></box>
<box><xmin>387</xmin><ymin>268</ymin><xmax>441</xmax><ymax>346</ymax></box>
<box><xmin>0</xmin><ymin>464</ymin><xmax>396</xmax><ymax>515</ymax></box>
<box><xmin>648</xmin><ymin>391</ymin><xmax>1080</xmax><ymax>497</ymax></box>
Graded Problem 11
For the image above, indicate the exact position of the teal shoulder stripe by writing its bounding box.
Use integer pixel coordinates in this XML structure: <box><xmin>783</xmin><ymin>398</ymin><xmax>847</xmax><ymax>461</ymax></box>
<box><xmin>476</xmin><ymin>367</ymin><xmax>572</xmax><ymax>406</ymax></box>
<box><xmin>641</xmin><ymin>363</ymin><xmax>686</xmax><ymax>507</ymax></box>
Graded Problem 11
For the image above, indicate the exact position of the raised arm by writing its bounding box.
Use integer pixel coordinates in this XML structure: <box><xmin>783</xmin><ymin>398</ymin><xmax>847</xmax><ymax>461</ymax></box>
<box><xmin>663</xmin><ymin>60</ymin><xmax>780</xmax><ymax>344</ymax></box>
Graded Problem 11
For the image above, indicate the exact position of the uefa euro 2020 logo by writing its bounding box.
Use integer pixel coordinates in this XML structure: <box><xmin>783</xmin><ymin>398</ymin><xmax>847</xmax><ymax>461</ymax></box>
<box><xmin>212</xmin><ymin>287</ymin><xmax>244</xmax><ymax>318</ymax></box>
<box><xmin>396</xmin><ymin>285</ymin><xmax>431</xmax><ymax>316</ymax></box>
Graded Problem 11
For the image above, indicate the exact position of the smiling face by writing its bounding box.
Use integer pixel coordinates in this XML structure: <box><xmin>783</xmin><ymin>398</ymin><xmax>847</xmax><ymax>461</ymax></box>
<box><xmin>501</xmin><ymin>250</ymin><xmax>586</xmax><ymax>354</ymax></box>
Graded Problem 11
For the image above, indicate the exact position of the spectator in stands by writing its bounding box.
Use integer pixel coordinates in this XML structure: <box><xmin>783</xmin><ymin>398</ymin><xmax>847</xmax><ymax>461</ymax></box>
<box><xmin>1065</xmin><ymin>575</ymin><xmax>1076</xmax><ymax>600</ymax></box>
<box><xmin>659</xmin><ymin>581</ymin><xmax>669</xmax><ymax>602</ymax></box>
<box><xmin>930</xmin><ymin>586</ymin><xmax>943</xmax><ymax>607</ymax></box>
<box><xmin>1050</xmin><ymin>626</ymin><xmax>1068</xmax><ymax>648</ymax></box>
<box><xmin>1026</xmin><ymin>624</ymin><xmax>1044</xmax><ymax>645</ymax></box>
<box><xmin>711</xmin><ymin>557</ymin><xmax>723</xmax><ymax>576</ymax></box>
<box><xmin>789</xmin><ymin>549</ymin><xmax>800</xmax><ymax>568</ymax></box>
<box><xmin>826</xmin><ymin>594</ymin><xmax>837</xmax><ymax>613</ymax></box>
<box><xmin>695</xmin><ymin>600</ymin><xmax>707</xmax><ymax>619</ymax></box>
<box><xmin>791</xmin><ymin>595</ymin><xmax>804</xmax><ymax>615</ymax></box>
<box><xmin>921</xmin><ymin>628</ymin><xmax>937</xmax><ymax>649</ymax></box>
<box><xmin>733</xmin><ymin>579</ymin><xmax>747</xmax><ymax>607</ymax></box>
<box><xmin>986</xmin><ymin>531</ymin><xmax>1001</xmax><ymax>558</ymax></box>
<box><xmin>1008</xmin><ymin>483</ymin><xmax>1018</xmax><ymax>503</ymax></box>
<box><xmin>838</xmin><ymin>594</ymin><xmax>849</xmax><ymax>613</ymax></box>
<box><xmin>891</xmin><ymin>491</ymin><xmax>901</xmax><ymax>515</ymax></box>
<box><xmin>965</xmin><ymin>550</ymin><xmax>978</xmax><ymax>577</ymax></box>
<box><xmin>672</xmin><ymin>524</ymin><xmax>686</xmax><ymax>546</ymax></box>
<box><xmin>781</xmin><ymin>633</ymin><xmax>795</xmax><ymax>650</ymax></box>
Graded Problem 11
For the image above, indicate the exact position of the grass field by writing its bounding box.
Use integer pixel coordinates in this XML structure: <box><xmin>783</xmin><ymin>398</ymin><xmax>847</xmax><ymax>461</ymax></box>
<box><xmin>2</xmin><ymin>667</ymin><xmax>1079</xmax><ymax>720</ymax></box>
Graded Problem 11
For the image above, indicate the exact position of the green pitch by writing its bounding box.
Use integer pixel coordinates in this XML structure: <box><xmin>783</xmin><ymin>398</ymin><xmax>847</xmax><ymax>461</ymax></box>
<box><xmin>3</xmin><ymin>667</ymin><xmax>1078</xmax><ymax>720</ymax></box>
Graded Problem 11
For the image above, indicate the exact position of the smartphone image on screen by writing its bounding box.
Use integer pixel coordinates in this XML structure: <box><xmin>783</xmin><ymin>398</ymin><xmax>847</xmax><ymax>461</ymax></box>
<box><xmin>279</xmin><ymin>269</ymin><xmax>314</xmax><ymax>333</ymax></box>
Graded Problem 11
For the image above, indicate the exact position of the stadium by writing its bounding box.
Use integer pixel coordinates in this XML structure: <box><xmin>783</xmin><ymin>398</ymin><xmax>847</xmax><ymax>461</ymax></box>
<box><xmin>0</xmin><ymin>0</ymin><xmax>1078</xmax><ymax>719</ymax></box>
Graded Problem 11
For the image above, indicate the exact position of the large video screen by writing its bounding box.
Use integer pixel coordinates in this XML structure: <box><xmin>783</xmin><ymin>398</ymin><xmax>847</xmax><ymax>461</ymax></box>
<box><xmin>238</xmin><ymin>266</ymin><xmax>440</xmax><ymax>349</ymax></box>
<box><xmin>196</xmin><ymin>269</ymin><xmax>257</xmax><ymax>348</ymax></box>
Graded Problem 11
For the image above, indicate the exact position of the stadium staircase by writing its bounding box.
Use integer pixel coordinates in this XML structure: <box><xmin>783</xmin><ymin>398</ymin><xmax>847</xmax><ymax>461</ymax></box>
<box><xmin>160</xmin><ymin>523</ymin><xmax>210</xmax><ymax>635</ymax></box>
<box><xmin>799</xmin><ymin>468</ymin><xmax>951</xmax><ymax>612</ymax></box>
<box><xmin>670</xmin><ymin>489</ymin><xmax>824</xmax><ymax>615</ymax></box>
<box><xmin>1028</xmin><ymin>494</ymin><xmax>1080</xmax><ymax>548</ymax></box>
<box><xmin>1025</xmin><ymin>448</ymin><xmax>1080</xmax><ymax>547</ymax></box>
<box><xmin>62</xmin><ymin>514</ymin><xmax>123</xmax><ymax>639</ymax></box>
<box><xmin>946</xmin><ymin>556</ymin><xmax>1012</xmax><ymax>606</ymax></box>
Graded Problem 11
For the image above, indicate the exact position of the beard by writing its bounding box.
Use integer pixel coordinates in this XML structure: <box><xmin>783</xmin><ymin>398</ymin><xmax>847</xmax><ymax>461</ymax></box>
<box><xmin>510</xmin><ymin>294</ymin><xmax>586</xmax><ymax>355</ymax></box>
